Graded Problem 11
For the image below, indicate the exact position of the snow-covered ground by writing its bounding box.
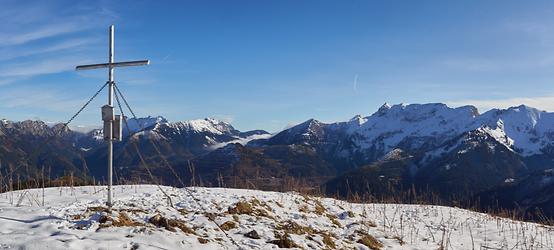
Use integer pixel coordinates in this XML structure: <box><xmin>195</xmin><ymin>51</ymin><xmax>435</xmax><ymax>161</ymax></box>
<box><xmin>0</xmin><ymin>185</ymin><xmax>552</xmax><ymax>249</ymax></box>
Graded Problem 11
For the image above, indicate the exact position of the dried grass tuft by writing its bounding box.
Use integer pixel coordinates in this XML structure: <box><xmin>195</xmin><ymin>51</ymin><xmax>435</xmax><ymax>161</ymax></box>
<box><xmin>268</xmin><ymin>232</ymin><xmax>298</xmax><ymax>248</ymax></box>
<box><xmin>357</xmin><ymin>234</ymin><xmax>382</xmax><ymax>250</ymax></box>
<box><xmin>220</xmin><ymin>221</ymin><xmax>237</xmax><ymax>231</ymax></box>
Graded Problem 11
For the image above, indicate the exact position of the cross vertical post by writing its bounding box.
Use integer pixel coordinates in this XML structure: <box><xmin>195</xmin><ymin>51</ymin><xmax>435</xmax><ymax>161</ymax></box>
<box><xmin>76</xmin><ymin>25</ymin><xmax>150</xmax><ymax>207</ymax></box>
<box><xmin>107</xmin><ymin>25</ymin><xmax>114</xmax><ymax>207</ymax></box>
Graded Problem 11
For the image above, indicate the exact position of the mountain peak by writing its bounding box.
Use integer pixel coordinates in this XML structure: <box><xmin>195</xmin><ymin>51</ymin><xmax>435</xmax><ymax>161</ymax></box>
<box><xmin>507</xmin><ymin>104</ymin><xmax>543</xmax><ymax>114</ymax></box>
<box><xmin>349</xmin><ymin>115</ymin><xmax>367</xmax><ymax>126</ymax></box>
<box><xmin>205</xmin><ymin>117</ymin><xmax>226</xmax><ymax>124</ymax></box>
<box><xmin>126</xmin><ymin>116</ymin><xmax>168</xmax><ymax>133</ymax></box>
<box><xmin>377</xmin><ymin>102</ymin><xmax>391</xmax><ymax>113</ymax></box>
<box><xmin>171</xmin><ymin>117</ymin><xmax>237</xmax><ymax>135</ymax></box>
<box><xmin>302</xmin><ymin>118</ymin><xmax>321</xmax><ymax>126</ymax></box>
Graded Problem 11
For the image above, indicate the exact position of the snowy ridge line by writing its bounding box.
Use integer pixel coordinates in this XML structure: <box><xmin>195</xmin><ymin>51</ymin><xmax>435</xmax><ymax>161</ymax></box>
<box><xmin>209</xmin><ymin>133</ymin><xmax>273</xmax><ymax>150</ymax></box>
<box><xmin>0</xmin><ymin>185</ymin><xmax>552</xmax><ymax>249</ymax></box>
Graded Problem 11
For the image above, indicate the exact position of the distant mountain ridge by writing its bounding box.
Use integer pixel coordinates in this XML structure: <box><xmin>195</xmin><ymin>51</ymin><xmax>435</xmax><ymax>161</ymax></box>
<box><xmin>243</xmin><ymin>103</ymin><xmax>554</xmax><ymax>218</ymax></box>
<box><xmin>261</xmin><ymin>103</ymin><xmax>553</xmax><ymax>160</ymax></box>
<box><xmin>1</xmin><ymin>103</ymin><xmax>554</xmax><ymax>220</ymax></box>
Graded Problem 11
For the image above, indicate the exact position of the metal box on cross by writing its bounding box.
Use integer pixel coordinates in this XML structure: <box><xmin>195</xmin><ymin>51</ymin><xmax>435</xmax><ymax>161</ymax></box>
<box><xmin>113</xmin><ymin>115</ymin><xmax>122</xmax><ymax>141</ymax></box>
<box><xmin>102</xmin><ymin>105</ymin><xmax>114</xmax><ymax>121</ymax></box>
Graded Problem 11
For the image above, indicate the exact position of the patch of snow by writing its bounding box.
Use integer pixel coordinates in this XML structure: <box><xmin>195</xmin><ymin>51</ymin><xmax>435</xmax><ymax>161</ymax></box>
<box><xmin>171</xmin><ymin>118</ymin><xmax>234</xmax><ymax>135</ymax></box>
<box><xmin>504</xmin><ymin>178</ymin><xmax>515</xmax><ymax>183</ymax></box>
<box><xmin>2</xmin><ymin>185</ymin><xmax>550</xmax><ymax>249</ymax></box>
<box><xmin>131</xmin><ymin>130</ymin><xmax>167</xmax><ymax>141</ymax></box>
<box><xmin>477</xmin><ymin>125</ymin><xmax>514</xmax><ymax>152</ymax></box>
<box><xmin>380</xmin><ymin>148</ymin><xmax>405</xmax><ymax>161</ymax></box>
<box><xmin>209</xmin><ymin>134</ymin><xmax>272</xmax><ymax>150</ymax></box>
<box><xmin>126</xmin><ymin>116</ymin><xmax>168</xmax><ymax>133</ymax></box>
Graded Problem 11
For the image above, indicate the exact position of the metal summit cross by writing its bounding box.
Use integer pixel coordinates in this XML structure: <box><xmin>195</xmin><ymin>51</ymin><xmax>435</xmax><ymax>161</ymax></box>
<box><xmin>76</xmin><ymin>25</ymin><xmax>150</xmax><ymax>207</ymax></box>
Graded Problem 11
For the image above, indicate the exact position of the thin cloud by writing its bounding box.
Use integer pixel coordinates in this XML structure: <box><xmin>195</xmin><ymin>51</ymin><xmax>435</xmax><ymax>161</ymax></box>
<box><xmin>0</xmin><ymin>2</ymin><xmax>115</xmax><ymax>86</ymax></box>
<box><xmin>0</xmin><ymin>38</ymin><xmax>97</xmax><ymax>62</ymax></box>
<box><xmin>0</xmin><ymin>56</ymin><xmax>95</xmax><ymax>78</ymax></box>
<box><xmin>353</xmin><ymin>74</ymin><xmax>359</xmax><ymax>94</ymax></box>
<box><xmin>0</xmin><ymin>23</ymin><xmax>83</xmax><ymax>46</ymax></box>
<box><xmin>0</xmin><ymin>77</ymin><xmax>25</xmax><ymax>86</ymax></box>
<box><xmin>446</xmin><ymin>96</ymin><xmax>554</xmax><ymax>112</ymax></box>
<box><xmin>442</xmin><ymin>58</ymin><xmax>509</xmax><ymax>71</ymax></box>
<box><xmin>0</xmin><ymin>86</ymin><xmax>90</xmax><ymax>112</ymax></box>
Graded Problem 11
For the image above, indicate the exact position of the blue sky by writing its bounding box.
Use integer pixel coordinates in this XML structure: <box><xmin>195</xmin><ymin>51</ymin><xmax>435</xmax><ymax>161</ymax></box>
<box><xmin>2</xmin><ymin>1</ymin><xmax>554</xmax><ymax>132</ymax></box>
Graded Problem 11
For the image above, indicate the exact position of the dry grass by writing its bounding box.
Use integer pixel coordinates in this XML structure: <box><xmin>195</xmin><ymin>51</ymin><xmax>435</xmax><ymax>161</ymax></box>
<box><xmin>97</xmin><ymin>213</ymin><xmax>143</xmax><ymax>229</ymax></box>
<box><xmin>111</xmin><ymin>212</ymin><xmax>142</xmax><ymax>227</ymax></box>
<box><xmin>269</xmin><ymin>232</ymin><xmax>298</xmax><ymax>248</ymax></box>
<box><xmin>149</xmin><ymin>214</ymin><xmax>195</xmax><ymax>234</ymax></box>
<box><xmin>321</xmin><ymin>233</ymin><xmax>336</xmax><ymax>249</ymax></box>
<box><xmin>75</xmin><ymin>206</ymin><xmax>148</xmax><ymax>229</ymax></box>
<box><xmin>357</xmin><ymin>234</ymin><xmax>383</xmax><ymax>250</ymax></box>
<box><xmin>274</xmin><ymin>201</ymin><xmax>284</xmax><ymax>208</ymax></box>
<box><xmin>220</xmin><ymin>221</ymin><xmax>237</xmax><ymax>231</ymax></box>
<box><xmin>326</xmin><ymin>214</ymin><xmax>341</xmax><ymax>227</ymax></box>
<box><xmin>277</xmin><ymin>220</ymin><xmax>314</xmax><ymax>235</ymax></box>
<box><xmin>299</xmin><ymin>205</ymin><xmax>309</xmax><ymax>213</ymax></box>
<box><xmin>170</xmin><ymin>219</ymin><xmax>196</xmax><ymax>234</ymax></box>
<box><xmin>86</xmin><ymin>206</ymin><xmax>111</xmax><ymax>213</ymax></box>
<box><xmin>392</xmin><ymin>235</ymin><xmax>405</xmax><ymax>245</ymax></box>
<box><xmin>314</xmin><ymin>200</ymin><xmax>327</xmax><ymax>215</ymax></box>
<box><xmin>228</xmin><ymin>201</ymin><xmax>253</xmax><ymax>215</ymax></box>
<box><xmin>363</xmin><ymin>220</ymin><xmax>378</xmax><ymax>228</ymax></box>
<box><xmin>177</xmin><ymin>208</ymin><xmax>189</xmax><ymax>216</ymax></box>
<box><xmin>227</xmin><ymin>199</ymin><xmax>273</xmax><ymax>219</ymax></box>
<box><xmin>203</xmin><ymin>212</ymin><xmax>218</xmax><ymax>221</ymax></box>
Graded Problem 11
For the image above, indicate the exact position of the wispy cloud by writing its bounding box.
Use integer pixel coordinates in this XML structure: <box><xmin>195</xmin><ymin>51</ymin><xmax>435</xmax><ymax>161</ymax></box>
<box><xmin>0</xmin><ymin>23</ymin><xmax>84</xmax><ymax>47</ymax></box>
<box><xmin>441</xmin><ymin>55</ymin><xmax>554</xmax><ymax>72</ymax></box>
<box><xmin>0</xmin><ymin>2</ymin><xmax>114</xmax><ymax>85</ymax></box>
<box><xmin>0</xmin><ymin>38</ymin><xmax>97</xmax><ymax>62</ymax></box>
<box><xmin>0</xmin><ymin>86</ymin><xmax>89</xmax><ymax>112</ymax></box>
<box><xmin>352</xmin><ymin>74</ymin><xmax>359</xmax><ymax>94</ymax></box>
<box><xmin>442</xmin><ymin>58</ymin><xmax>512</xmax><ymax>71</ymax></box>
<box><xmin>441</xmin><ymin>18</ymin><xmax>554</xmax><ymax>72</ymax></box>
<box><xmin>505</xmin><ymin>20</ymin><xmax>554</xmax><ymax>47</ymax></box>
<box><xmin>446</xmin><ymin>96</ymin><xmax>554</xmax><ymax>112</ymax></box>
<box><xmin>0</xmin><ymin>55</ymin><xmax>94</xmax><ymax>78</ymax></box>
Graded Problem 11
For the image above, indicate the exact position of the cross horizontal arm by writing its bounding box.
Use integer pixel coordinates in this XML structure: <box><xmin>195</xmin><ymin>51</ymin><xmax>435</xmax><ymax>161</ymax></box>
<box><xmin>75</xmin><ymin>60</ymin><xmax>150</xmax><ymax>71</ymax></box>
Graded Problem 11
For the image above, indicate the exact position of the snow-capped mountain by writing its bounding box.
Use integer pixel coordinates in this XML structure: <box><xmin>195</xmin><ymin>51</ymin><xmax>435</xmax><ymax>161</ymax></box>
<box><xmin>247</xmin><ymin>103</ymin><xmax>554</xmax><ymax>215</ymax></box>
<box><xmin>133</xmin><ymin>117</ymin><xmax>270</xmax><ymax>152</ymax></box>
<box><xmin>475</xmin><ymin>105</ymin><xmax>554</xmax><ymax>155</ymax></box>
<box><xmin>260</xmin><ymin>103</ymin><xmax>554</xmax><ymax>166</ymax></box>
<box><xmin>125</xmin><ymin>115</ymin><xmax>168</xmax><ymax>133</ymax></box>
<box><xmin>0</xmin><ymin>119</ymin><xmax>86</xmax><ymax>178</ymax></box>
<box><xmin>86</xmin><ymin>116</ymin><xmax>269</xmax><ymax>151</ymax></box>
<box><xmin>2</xmin><ymin>103</ymin><xmax>554</xmax><ymax>220</ymax></box>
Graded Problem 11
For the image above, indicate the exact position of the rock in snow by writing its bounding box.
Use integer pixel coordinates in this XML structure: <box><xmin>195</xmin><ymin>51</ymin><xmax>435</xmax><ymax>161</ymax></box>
<box><xmin>0</xmin><ymin>185</ymin><xmax>552</xmax><ymax>249</ymax></box>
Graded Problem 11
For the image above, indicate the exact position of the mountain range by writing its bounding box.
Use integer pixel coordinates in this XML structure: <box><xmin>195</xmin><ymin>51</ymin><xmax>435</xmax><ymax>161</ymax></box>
<box><xmin>1</xmin><ymin>103</ymin><xmax>553</xmax><ymax>220</ymax></box>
